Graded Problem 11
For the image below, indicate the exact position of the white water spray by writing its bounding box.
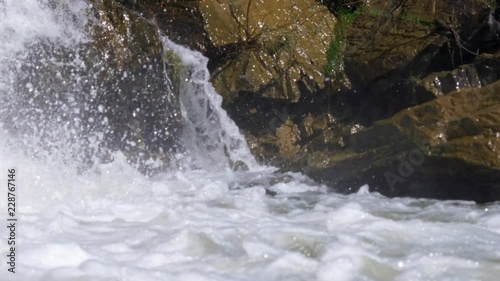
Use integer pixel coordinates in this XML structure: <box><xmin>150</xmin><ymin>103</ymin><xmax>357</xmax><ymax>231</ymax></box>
<box><xmin>163</xmin><ymin>38</ymin><xmax>257</xmax><ymax>171</ymax></box>
<box><xmin>0</xmin><ymin>2</ymin><xmax>499</xmax><ymax>281</ymax></box>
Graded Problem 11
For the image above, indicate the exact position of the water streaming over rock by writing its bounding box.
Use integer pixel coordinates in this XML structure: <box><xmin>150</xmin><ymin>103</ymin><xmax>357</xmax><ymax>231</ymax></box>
<box><xmin>163</xmin><ymin>38</ymin><xmax>257</xmax><ymax>171</ymax></box>
<box><xmin>0</xmin><ymin>1</ymin><xmax>500</xmax><ymax>281</ymax></box>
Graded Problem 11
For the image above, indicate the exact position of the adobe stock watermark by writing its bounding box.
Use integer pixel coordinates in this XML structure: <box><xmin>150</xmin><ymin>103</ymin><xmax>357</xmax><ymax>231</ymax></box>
<box><xmin>384</xmin><ymin>85</ymin><xmax>495</xmax><ymax>191</ymax></box>
<box><xmin>384</xmin><ymin>142</ymin><xmax>428</xmax><ymax>192</ymax></box>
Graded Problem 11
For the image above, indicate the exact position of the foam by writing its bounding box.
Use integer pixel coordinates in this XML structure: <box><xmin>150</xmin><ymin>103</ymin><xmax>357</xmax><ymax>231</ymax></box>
<box><xmin>0</xmin><ymin>1</ymin><xmax>500</xmax><ymax>281</ymax></box>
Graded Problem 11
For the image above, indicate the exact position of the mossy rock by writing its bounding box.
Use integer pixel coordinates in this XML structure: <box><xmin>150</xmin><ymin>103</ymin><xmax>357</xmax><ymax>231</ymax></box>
<box><xmin>164</xmin><ymin>49</ymin><xmax>189</xmax><ymax>94</ymax></box>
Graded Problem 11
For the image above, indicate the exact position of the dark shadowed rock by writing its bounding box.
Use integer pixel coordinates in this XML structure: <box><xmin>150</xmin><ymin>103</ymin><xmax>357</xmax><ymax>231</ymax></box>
<box><xmin>334</xmin><ymin>0</ymin><xmax>499</xmax><ymax>124</ymax></box>
<box><xmin>130</xmin><ymin>0</ymin><xmax>210</xmax><ymax>52</ymax></box>
<box><xmin>89</xmin><ymin>0</ymin><xmax>183</xmax><ymax>170</ymax></box>
<box><xmin>302</xmin><ymin>79</ymin><xmax>500</xmax><ymax>203</ymax></box>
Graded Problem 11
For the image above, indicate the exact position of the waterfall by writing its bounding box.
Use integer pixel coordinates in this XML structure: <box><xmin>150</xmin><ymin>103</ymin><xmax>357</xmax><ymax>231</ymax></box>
<box><xmin>0</xmin><ymin>0</ymin><xmax>255</xmax><ymax>174</ymax></box>
<box><xmin>163</xmin><ymin>38</ymin><xmax>257</xmax><ymax>172</ymax></box>
<box><xmin>1</xmin><ymin>3</ymin><xmax>499</xmax><ymax>281</ymax></box>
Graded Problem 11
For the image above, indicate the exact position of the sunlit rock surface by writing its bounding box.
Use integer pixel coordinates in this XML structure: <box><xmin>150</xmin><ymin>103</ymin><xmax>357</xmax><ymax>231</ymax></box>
<box><xmin>200</xmin><ymin>0</ymin><xmax>336</xmax><ymax>102</ymax></box>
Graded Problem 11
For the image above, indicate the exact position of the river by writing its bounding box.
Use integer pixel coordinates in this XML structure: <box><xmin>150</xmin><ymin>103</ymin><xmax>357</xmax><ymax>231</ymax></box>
<box><xmin>0</xmin><ymin>1</ymin><xmax>499</xmax><ymax>280</ymax></box>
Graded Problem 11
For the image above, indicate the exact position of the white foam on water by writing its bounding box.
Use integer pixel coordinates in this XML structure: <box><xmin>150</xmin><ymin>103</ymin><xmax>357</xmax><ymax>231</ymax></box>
<box><xmin>0</xmin><ymin>1</ymin><xmax>500</xmax><ymax>281</ymax></box>
<box><xmin>2</xmin><ymin>148</ymin><xmax>500</xmax><ymax>281</ymax></box>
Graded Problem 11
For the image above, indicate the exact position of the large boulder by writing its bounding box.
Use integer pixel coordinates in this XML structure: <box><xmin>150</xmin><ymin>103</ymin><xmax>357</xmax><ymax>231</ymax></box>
<box><xmin>200</xmin><ymin>0</ymin><xmax>336</xmax><ymax>102</ymax></box>
<box><xmin>233</xmin><ymin>1</ymin><xmax>500</xmax><ymax>203</ymax></box>
<box><xmin>302</xmin><ymin>79</ymin><xmax>500</xmax><ymax>203</ymax></box>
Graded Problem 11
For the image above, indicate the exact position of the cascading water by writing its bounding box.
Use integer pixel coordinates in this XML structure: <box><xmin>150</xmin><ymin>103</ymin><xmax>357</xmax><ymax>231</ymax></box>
<box><xmin>163</xmin><ymin>38</ymin><xmax>257</xmax><ymax>172</ymax></box>
<box><xmin>1</xmin><ymin>1</ymin><xmax>500</xmax><ymax>281</ymax></box>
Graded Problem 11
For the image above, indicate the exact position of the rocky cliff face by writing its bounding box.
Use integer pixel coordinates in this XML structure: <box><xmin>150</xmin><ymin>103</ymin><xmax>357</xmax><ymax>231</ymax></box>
<box><xmin>87</xmin><ymin>0</ymin><xmax>500</xmax><ymax>201</ymax></box>
<box><xmin>236</xmin><ymin>0</ymin><xmax>500</xmax><ymax>202</ymax></box>
<box><xmin>338</xmin><ymin>0</ymin><xmax>499</xmax><ymax>123</ymax></box>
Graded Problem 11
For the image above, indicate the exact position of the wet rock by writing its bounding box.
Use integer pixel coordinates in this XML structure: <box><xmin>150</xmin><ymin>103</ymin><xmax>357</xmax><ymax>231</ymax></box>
<box><xmin>473</xmin><ymin>52</ymin><xmax>500</xmax><ymax>85</ymax></box>
<box><xmin>333</xmin><ymin>0</ymin><xmax>497</xmax><ymax>124</ymax></box>
<box><xmin>417</xmin><ymin>64</ymin><xmax>482</xmax><ymax>97</ymax></box>
<box><xmin>275</xmin><ymin>119</ymin><xmax>302</xmax><ymax>160</ymax></box>
<box><xmin>130</xmin><ymin>0</ymin><xmax>210</xmax><ymax>51</ymax></box>
<box><xmin>302</xmin><ymin>80</ymin><xmax>500</xmax><ymax>203</ymax></box>
<box><xmin>90</xmin><ymin>0</ymin><xmax>183</xmax><ymax>170</ymax></box>
<box><xmin>232</xmin><ymin>160</ymin><xmax>250</xmax><ymax>172</ymax></box>
<box><xmin>200</xmin><ymin>0</ymin><xmax>336</xmax><ymax>102</ymax></box>
<box><xmin>405</xmin><ymin>52</ymin><xmax>500</xmax><ymax>102</ymax></box>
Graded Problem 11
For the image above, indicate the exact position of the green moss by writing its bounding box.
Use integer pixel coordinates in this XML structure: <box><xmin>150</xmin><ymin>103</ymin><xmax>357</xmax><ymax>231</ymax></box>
<box><xmin>324</xmin><ymin>8</ymin><xmax>360</xmax><ymax>77</ymax></box>
<box><xmin>165</xmin><ymin>49</ymin><xmax>184</xmax><ymax>68</ymax></box>
<box><xmin>397</xmin><ymin>10</ymin><xmax>434</xmax><ymax>27</ymax></box>
<box><xmin>324</xmin><ymin>35</ymin><xmax>343</xmax><ymax>76</ymax></box>
<box><xmin>408</xmin><ymin>74</ymin><xmax>424</xmax><ymax>84</ymax></box>
<box><xmin>324</xmin><ymin>5</ymin><xmax>436</xmax><ymax>77</ymax></box>
<box><xmin>361</xmin><ymin>8</ymin><xmax>385</xmax><ymax>17</ymax></box>
<box><xmin>164</xmin><ymin>49</ymin><xmax>187</xmax><ymax>93</ymax></box>
<box><xmin>336</xmin><ymin>7</ymin><xmax>361</xmax><ymax>27</ymax></box>
<box><xmin>480</xmin><ymin>0</ymin><xmax>498</xmax><ymax>9</ymax></box>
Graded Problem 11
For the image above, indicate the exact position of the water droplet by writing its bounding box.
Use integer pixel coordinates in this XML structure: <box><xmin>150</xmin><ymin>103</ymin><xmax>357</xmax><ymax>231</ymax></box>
<box><xmin>25</xmin><ymin>82</ymin><xmax>33</xmax><ymax>92</ymax></box>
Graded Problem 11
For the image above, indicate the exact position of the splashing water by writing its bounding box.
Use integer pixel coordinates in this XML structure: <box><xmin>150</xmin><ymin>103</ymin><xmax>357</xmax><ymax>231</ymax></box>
<box><xmin>0</xmin><ymin>1</ymin><xmax>500</xmax><ymax>281</ymax></box>
<box><xmin>163</xmin><ymin>38</ymin><xmax>257</xmax><ymax>171</ymax></box>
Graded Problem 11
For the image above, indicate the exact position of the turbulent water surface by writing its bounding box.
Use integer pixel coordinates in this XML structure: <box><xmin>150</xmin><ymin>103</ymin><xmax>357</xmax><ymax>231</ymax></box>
<box><xmin>1</xmin><ymin>1</ymin><xmax>500</xmax><ymax>281</ymax></box>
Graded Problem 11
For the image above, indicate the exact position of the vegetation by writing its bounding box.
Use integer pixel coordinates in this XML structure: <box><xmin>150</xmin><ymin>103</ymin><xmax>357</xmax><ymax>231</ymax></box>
<box><xmin>480</xmin><ymin>0</ymin><xmax>498</xmax><ymax>8</ymax></box>
<box><xmin>318</xmin><ymin>0</ymin><xmax>364</xmax><ymax>16</ymax></box>
<box><xmin>322</xmin><ymin>0</ymin><xmax>468</xmax><ymax>77</ymax></box>
<box><xmin>164</xmin><ymin>49</ymin><xmax>187</xmax><ymax>94</ymax></box>
<box><xmin>323</xmin><ymin>1</ymin><xmax>427</xmax><ymax>77</ymax></box>
<box><xmin>324</xmin><ymin>8</ymin><xmax>360</xmax><ymax>77</ymax></box>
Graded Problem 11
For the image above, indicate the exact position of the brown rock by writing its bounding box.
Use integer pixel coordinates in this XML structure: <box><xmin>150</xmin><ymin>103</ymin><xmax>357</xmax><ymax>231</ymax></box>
<box><xmin>302</xmin><ymin>79</ymin><xmax>500</xmax><ymax>202</ymax></box>
<box><xmin>200</xmin><ymin>0</ymin><xmax>336</xmax><ymax>102</ymax></box>
<box><xmin>330</xmin><ymin>0</ymin><xmax>497</xmax><ymax>124</ymax></box>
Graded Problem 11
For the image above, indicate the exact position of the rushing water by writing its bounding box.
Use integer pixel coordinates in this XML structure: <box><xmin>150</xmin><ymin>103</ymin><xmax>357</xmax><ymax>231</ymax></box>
<box><xmin>1</xmin><ymin>1</ymin><xmax>500</xmax><ymax>281</ymax></box>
